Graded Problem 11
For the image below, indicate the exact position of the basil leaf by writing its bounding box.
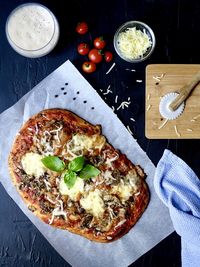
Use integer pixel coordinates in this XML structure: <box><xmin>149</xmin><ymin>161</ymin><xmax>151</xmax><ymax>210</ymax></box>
<box><xmin>64</xmin><ymin>170</ymin><xmax>77</xmax><ymax>189</ymax></box>
<box><xmin>41</xmin><ymin>156</ymin><xmax>65</xmax><ymax>172</ymax></box>
<box><xmin>79</xmin><ymin>164</ymin><xmax>100</xmax><ymax>180</ymax></box>
<box><xmin>68</xmin><ymin>156</ymin><xmax>85</xmax><ymax>172</ymax></box>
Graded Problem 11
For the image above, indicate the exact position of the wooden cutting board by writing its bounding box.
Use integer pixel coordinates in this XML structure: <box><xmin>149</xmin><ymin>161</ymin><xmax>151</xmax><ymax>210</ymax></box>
<box><xmin>145</xmin><ymin>64</ymin><xmax>200</xmax><ymax>139</ymax></box>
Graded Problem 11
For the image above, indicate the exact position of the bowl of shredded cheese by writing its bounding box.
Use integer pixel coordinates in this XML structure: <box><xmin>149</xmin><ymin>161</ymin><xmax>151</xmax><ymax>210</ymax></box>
<box><xmin>114</xmin><ymin>21</ymin><xmax>155</xmax><ymax>63</ymax></box>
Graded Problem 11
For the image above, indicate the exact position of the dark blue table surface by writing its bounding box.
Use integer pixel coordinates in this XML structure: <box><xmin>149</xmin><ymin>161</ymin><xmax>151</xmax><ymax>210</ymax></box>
<box><xmin>1</xmin><ymin>0</ymin><xmax>200</xmax><ymax>266</ymax></box>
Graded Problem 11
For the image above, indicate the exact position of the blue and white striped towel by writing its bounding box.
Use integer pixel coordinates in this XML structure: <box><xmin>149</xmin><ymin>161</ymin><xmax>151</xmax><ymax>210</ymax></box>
<box><xmin>154</xmin><ymin>149</ymin><xmax>200</xmax><ymax>267</ymax></box>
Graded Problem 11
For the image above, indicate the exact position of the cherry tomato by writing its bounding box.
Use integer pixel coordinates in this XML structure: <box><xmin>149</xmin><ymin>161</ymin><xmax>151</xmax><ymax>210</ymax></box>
<box><xmin>82</xmin><ymin>61</ymin><xmax>96</xmax><ymax>73</ymax></box>
<box><xmin>94</xmin><ymin>36</ymin><xmax>106</xmax><ymax>49</ymax></box>
<box><xmin>88</xmin><ymin>49</ymin><xmax>103</xmax><ymax>64</ymax></box>
<box><xmin>104</xmin><ymin>51</ymin><xmax>113</xmax><ymax>62</ymax></box>
<box><xmin>76</xmin><ymin>22</ymin><xmax>88</xmax><ymax>35</ymax></box>
<box><xmin>77</xmin><ymin>43</ymin><xmax>90</xmax><ymax>55</ymax></box>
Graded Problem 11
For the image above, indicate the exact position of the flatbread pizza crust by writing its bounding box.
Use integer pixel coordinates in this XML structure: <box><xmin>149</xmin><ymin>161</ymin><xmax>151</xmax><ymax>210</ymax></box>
<box><xmin>8</xmin><ymin>109</ymin><xmax>149</xmax><ymax>242</ymax></box>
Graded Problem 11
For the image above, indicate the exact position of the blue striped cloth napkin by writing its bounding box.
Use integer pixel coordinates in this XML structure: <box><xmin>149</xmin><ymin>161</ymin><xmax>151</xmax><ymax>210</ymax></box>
<box><xmin>154</xmin><ymin>149</ymin><xmax>200</xmax><ymax>267</ymax></box>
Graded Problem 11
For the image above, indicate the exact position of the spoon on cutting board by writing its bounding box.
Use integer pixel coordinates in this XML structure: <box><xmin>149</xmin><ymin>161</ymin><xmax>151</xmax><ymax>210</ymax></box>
<box><xmin>159</xmin><ymin>70</ymin><xmax>200</xmax><ymax>120</ymax></box>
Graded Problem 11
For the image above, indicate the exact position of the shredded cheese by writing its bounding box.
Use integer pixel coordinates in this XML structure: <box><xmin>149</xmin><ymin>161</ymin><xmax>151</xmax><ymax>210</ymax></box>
<box><xmin>117</xmin><ymin>27</ymin><xmax>152</xmax><ymax>60</ymax></box>
<box><xmin>104</xmin><ymin>154</ymin><xmax>119</xmax><ymax>170</ymax></box>
<box><xmin>103</xmin><ymin>85</ymin><xmax>112</xmax><ymax>95</ymax></box>
<box><xmin>192</xmin><ymin>114</ymin><xmax>200</xmax><ymax>120</ymax></box>
<box><xmin>158</xmin><ymin>119</ymin><xmax>168</xmax><ymax>130</ymax></box>
<box><xmin>153</xmin><ymin>73</ymin><xmax>165</xmax><ymax>82</ymax></box>
<box><xmin>44</xmin><ymin>179</ymin><xmax>51</xmax><ymax>191</ymax></box>
<box><xmin>125</xmin><ymin>68</ymin><xmax>136</xmax><ymax>72</ymax></box>
<box><xmin>115</xmin><ymin>95</ymin><xmax>118</xmax><ymax>103</ymax></box>
<box><xmin>174</xmin><ymin>125</ymin><xmax>181</xmax><ymax>137</ymax></box>
<box><xmin>106</xmin><ymin>62</ymin><xmax>116</xmax><ymax>74</ymax></box>
<box><xmin>49</xmin><ymin>199</ymin><xmax>67</xmax><ymax>225</ymax></box>
<box><xmin>117</xmin><ymin>97</ymin><xmax>131</xmax><ymax>110</ymax></box>
<box><xmin>147</xmin><ymin>104</ymin><xmax>152</xmax><ymax>111</ymax></box>
<box><xmin>114</xmin><ymin>219</ymin><xmax>126</xmax><ymax>229</ymax></box>
<box><xmin>136</xmin><ymin>80</ymin><xmax>143</xmax><ymax>83</ymax></box>
<box><xmin>187</xmin><ymin>128</ymin><xmax>193</xmax><ymax>132</ymax></box>
<box><xmin>127</xmin><ymin>125</ymin><xmax>133</xmax><ymax>135</ymax></box>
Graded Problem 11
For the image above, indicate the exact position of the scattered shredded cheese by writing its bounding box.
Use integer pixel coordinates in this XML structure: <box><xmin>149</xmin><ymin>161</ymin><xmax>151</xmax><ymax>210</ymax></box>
<box><xmin>136</xmin><ymin>80</ymin><xmax>143</xmax><ymax>83</ymax></box>
<box><xmin>103</xmin><ymin>85</ymin><xmax>113</xmax><ymax>95</ymax></box>
<box><xmin>191</xmin><ymin>119</ymin><xmax>196</xmax><ymax>122</ymax></box>
<box><xmin>106</xmin><ymin>62</ymin><xmax>116</xmax><ymax>74</ymax></box>
<box><xmin>158</xmin><ymin>119</ymin><xmax>168</xmax><ymax>130</ymax></box>
<box><xmin>49</xmin><ymin>200</ymin><xmax>67</xmax><ymax>225</ymax></box>
<box><xmin>125</xmin><ymin>68</ymin><xmax>136</xmax><ymax>72</ymax></box>
<box><xmin>134</xmin><ymin>191</ymin><xmax>140</xmax><ymax>196</ymax></box>
<box><xmin>174</xmin><ymin>125</ymin><xmax>181</xmax><ymax>137</ymax></box>
<box><xmin>127</xmin><ymin>125</ymin><xmax>133</xmax><ymax>135</ymax></box>
<box><xmin>46</xmin><ymin>195</ymin><xmax>56</xmax><ymax>204</ymax></box>
<box><xmin>111</xmin><ymin>106</ymin><xmax>115</xmax><ymax>112</ymax></box>
<box><xmin>153</xmin><ymin>73</ymin><xmax>165</xmax><ymax>82</ymax></box>
<box><xmin>147</xmin><ymin>93</ymin><xmax>151</xmax><ymax>100</ymax></box>
<box><xmin>27</xmin><ymin>127</ymin><xmax>33</xmax><ymax>132</ymax></box>
<box><xmin>187</xmin><ymin>128</ymin><xmax>193</xmax><ymax>132</ymax></box>
<box><xmin>117</xmin><ymin>97</ymin><xmax>131</xmax><ymax>110</ymax></box>
<box><xmin>115</xmin><ymin>95</ymin><xmax>118</xmax><ymax>103</ymax></box>
<box><xmin>114</xmin><ymin>219</ymin><xmax>126</xmax><ymax>229</ymax></box>
<box><xmin>44</xmin><ymin>179</ymin><xmax>51</xmax><ymax>191</ymax></box>
<box><xmin>192</xmin><ymin>114</ymin><xmax>200</xmax><ymax>120</ymax></box>
<box><xmin>130</xmin><ymin>117</ymin><xmax>135</xmax><ymax>122</ymax></box>
<box><xmin>117</xmin><ymin>27</ymin><xmax>152</xmax><ymax>60</ymax></box>
<box><xmin>104</xmin><ymin>154</ymin><xmax>119</xmax><ymax>169</ymax></box>
<box><xmin>35</xmin><ymin>124</ymin><xmax>39</xmax><ymax>134</ymax></box>
<box><xmin>147</xmin><ymin>104</ymin><xmax>152</xmax><ymax>111</ymax></box>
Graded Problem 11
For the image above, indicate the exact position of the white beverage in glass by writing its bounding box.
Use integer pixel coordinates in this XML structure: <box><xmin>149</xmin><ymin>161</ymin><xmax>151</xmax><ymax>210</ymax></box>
<box><xmin>6</xmin><ymin>3</ymin><xmax>60</xmax><ymax>58</ymax></box>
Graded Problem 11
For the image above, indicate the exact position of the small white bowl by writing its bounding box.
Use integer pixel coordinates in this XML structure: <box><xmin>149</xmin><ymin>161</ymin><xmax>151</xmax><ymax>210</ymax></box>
<box><xmin>113</xmin><ymin>20</ymin><xmax>156</xmax><ymax>63</ymax></box>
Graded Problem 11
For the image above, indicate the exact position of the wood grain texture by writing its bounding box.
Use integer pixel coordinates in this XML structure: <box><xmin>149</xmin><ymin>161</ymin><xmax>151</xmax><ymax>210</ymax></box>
<box><xmin>146</xmin><ymin>64</ymin><xmax>200</xmax><ymax>139</ymax></box>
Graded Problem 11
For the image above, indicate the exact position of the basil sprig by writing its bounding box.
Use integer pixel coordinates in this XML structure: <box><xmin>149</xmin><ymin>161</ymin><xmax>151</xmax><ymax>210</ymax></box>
<box><xmin>41</xmin><ymin>155</ymin><xmax>100</xmax><ymax>189</ymax></box>
<box><xmin>64</xmin><ymin>170</ymin><xmax>77</xmax><ymax>189</ymax></box>
<box><xmin>41</xmin><ymin>156</ymin><xmax>65</xmax><ymax>172</ymax></box>
<box><xmin>68</xmin><ymin>156</ymin><xmax>85</xmax><ymax>172</ymax></box>
<box><xmin>79</xmin><ymin>164</ymin><xmax>100</xmax><ymax>180</ymax></box>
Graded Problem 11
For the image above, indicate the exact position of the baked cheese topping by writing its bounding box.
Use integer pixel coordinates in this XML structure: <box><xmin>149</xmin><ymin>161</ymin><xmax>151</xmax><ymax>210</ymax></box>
<box><xmin>111</xmin><ymin>170</ymin><xmax>140</xmax><ymax>201</ymax></box>
<box><xmin>80</xmin><ymin>189</ymin><xmax>105</xmax><ymax>218</ymax></box>
<box><xmin>59</xmin><ymin>177</ymin><xmax>84</xmax><ymax>201</ymax></box>
<box><xmin>117</xmin><ymin>27</ymin><xmax>152</xmax><ymax>60</ymax></box>
<box><xmin>111</xmin><ymin>183</ymin><xmax>133</xmax><ymax>201</ymax></box>
<box><xmin>65</xmin><ymin>134</ymin><xmax>106</xmax><ymax>159</ymax></box>
<box><xmin>21</xmin><ymin>152</ymin><xmax>47</xmax><ymax>178</ymax></box>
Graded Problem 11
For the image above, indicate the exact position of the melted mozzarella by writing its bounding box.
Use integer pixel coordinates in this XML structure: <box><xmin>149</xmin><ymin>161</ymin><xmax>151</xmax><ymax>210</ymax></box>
<box><xmin>111</xmin><ymin>170</ymin><xmax>140</xmax><ymax>201</ymax></box>
<box><xmin>59</xmin><ymin>177</ymin><xmax>84</xmax><ymax>201</ymax></box>
<box><xmin>21</xmin><ymin>152</ymin><xmax>47</xmax><ymax>178</ymax></box>
<box><xmin>68</xmin><ymin>134</ymin><xmax>105</xmax><ymax>154</ymax></box>
<box><xmin>111</xmin><ymin>183</ymin><xmax>133</xmax><ymax>201</ymax></box>
<box><xmin>80</xmin><ymin>189</ymin><xmax>105</xmax><ymax>218</ymax></box>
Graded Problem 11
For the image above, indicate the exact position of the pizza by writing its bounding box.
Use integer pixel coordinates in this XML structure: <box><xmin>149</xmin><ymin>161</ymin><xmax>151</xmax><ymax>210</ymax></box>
<box><xmin>8</xmin><ymin>109</ymin><xmax>149</xmax><ymax>242</ymax></box>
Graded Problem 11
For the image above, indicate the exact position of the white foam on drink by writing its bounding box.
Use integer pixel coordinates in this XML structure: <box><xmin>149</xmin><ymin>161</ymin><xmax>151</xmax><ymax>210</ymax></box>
<box><xmin>6</xmin><ymin>3</ymin><xmax>59</xmax><ymax>57</ymax></box>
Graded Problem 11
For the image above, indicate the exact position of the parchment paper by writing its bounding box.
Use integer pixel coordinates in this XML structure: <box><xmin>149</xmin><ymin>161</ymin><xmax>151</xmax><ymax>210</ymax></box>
<box><xmin>0</xmin><ymin>60</ymin><xmax>174</xmax><ymax>267</ymax></box>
